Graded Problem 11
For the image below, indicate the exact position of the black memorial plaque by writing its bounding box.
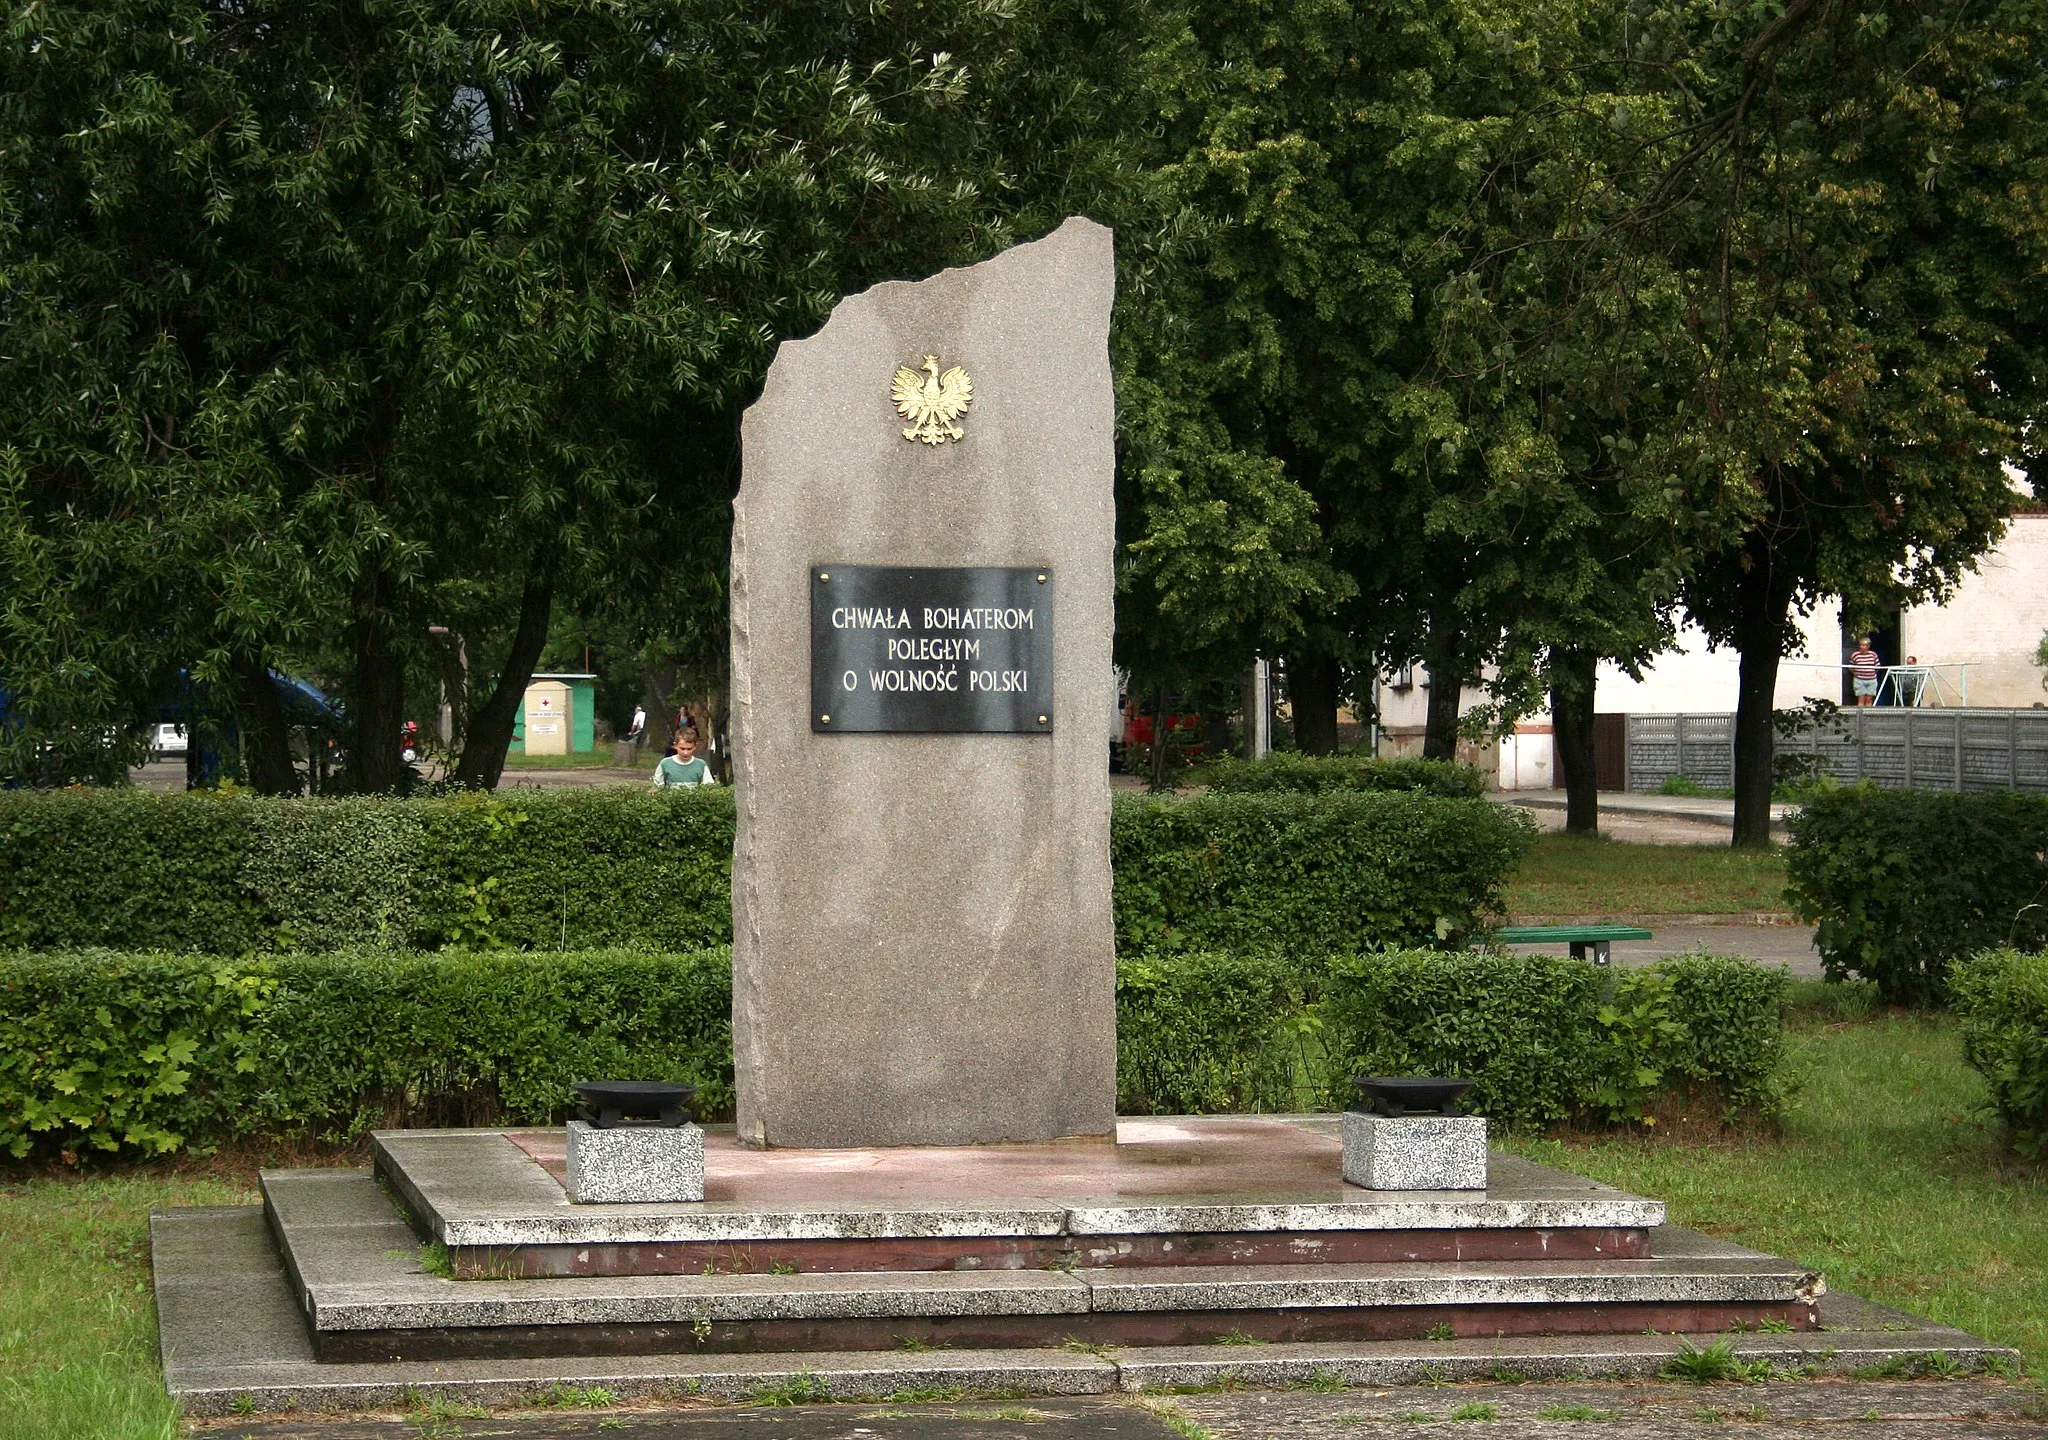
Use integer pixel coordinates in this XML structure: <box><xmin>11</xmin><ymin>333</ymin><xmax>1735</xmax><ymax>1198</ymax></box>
<box><xmin>811</xmin><ymin>566</ymin><xmax>1053</xmax><ymax>733</ymax></box>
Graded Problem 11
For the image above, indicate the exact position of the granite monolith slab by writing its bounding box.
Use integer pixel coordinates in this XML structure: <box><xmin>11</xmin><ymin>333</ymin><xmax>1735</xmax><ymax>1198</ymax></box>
<box><xmin>730</xmin><ymin>217</ymin><xmax>1118</xmax><ymax>1148</ymax></box>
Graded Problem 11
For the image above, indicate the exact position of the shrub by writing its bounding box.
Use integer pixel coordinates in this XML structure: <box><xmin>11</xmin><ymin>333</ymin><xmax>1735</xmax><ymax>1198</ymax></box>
<box><xmin>1951</xmin><ymin>948</ymin><xmax>2048</xmax><ymax>1157</ymax></box>
<box><xmin>1198</xmin><ymin>752</ymin><xmax>1488</xmax><ymax>798</ymax></box>
<box><xmin>1786</xmin><ymin>786</ymin><xmax>2048</xmax><ymax>1005</ymax></box>
<box><xmin>1112</xmin><ymin>792</ymin><xmax>1533</xmax><ymax>955</ymax></box>
<box><xmin>0</xmin><ymin>946</ymin><xmax>1788</xmax><ymax>1158</ymax></box>
<box><xmin>1321</xmin><ymin>950</ymin><xmax>1788</xmax><ymax>1129</ymax></box>
<box><xmin>0</xmin><ymin>787</ymin><xmax>1523</xmax><ymax>958</ymax></box>
<box><xmin>0</xmin><ymin>790</ymin><xmax>268</xmax><ymax>952</ymax></box>
<box><xmin>0</xmin><ymin>948</ymin><xmax>734</xmax><ymax>1159</ymax></box>
<box><xmin>1115</xmin><ymin>950</ymin><xmax>1321</xmax><ymax>1115</ymax></box>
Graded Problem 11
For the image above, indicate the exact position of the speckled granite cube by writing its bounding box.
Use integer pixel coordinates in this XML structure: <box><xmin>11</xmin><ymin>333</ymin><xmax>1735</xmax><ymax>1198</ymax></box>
<box><xmin>565</xmin><ymin>1120</ymin><xmax>704</xmax><ymax>1204</ymax></box>
<box><xmin>1342</xmin><ymin>1111</ymin><xmax>1487</xmax><ymax>1190</ymax></box>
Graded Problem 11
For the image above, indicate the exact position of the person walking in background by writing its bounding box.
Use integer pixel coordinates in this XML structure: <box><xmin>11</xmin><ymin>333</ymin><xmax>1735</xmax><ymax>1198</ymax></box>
<box><xmin>625</xmin><ymin>704</ymin><xmax>646</xmax><ymax>743</ymax></box>
<box><xmin>1850</xmin><ymin>635</ymin><xmax>1882</xmax><ymax>706</ymax></box>
<box><xmin>653</xmin><ymin>730</ymin><xmax>716</xmax><ymax>788</ymax></box>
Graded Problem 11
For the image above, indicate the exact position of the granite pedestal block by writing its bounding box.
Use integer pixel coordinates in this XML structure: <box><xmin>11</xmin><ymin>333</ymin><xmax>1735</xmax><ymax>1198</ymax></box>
<box><xmin>1342</xmin><ymin>1112</ymin><xmax>1488</xmax><ymax>1191</ymax></box>
<box><xmin>565</xmin><ymin>1121</ymin><xmax>704</xmax><ymax>1204</ymax></box>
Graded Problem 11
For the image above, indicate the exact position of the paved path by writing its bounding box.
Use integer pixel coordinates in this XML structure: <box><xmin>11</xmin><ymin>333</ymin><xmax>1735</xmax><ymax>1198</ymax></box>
<box><xmin>1504</xmin><ymin>923</ymin><xmax>1823</xmax><ymax>978</ymax></box>
<box><xmin>1493</xmin><ymin>790</ymin><xmax>1796</xmax><ymax>847</ymax></box>
<box><xmin>207</xmin><ymin>1382</ymin><xmax>2048</xmax><ymax>1439</ymax></box>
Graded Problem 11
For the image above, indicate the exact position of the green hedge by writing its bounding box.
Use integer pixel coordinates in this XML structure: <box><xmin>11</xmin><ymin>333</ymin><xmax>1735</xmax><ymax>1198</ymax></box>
<box><xmin>1322</xmin><ymin>950</ymin><xmax>1789</xmax><ymax>1129</ymax></box>
<box><xmin>1198</xmin><ymin>753</ymin><xmax>1488</xmax><ymax>798</ymax></box>
<box><xmin>1111</xmin><ymin>792</ymin><xmax>1533</xmax><ymax>953</ymax></box>
<box><xmin>1951</xmin><ymin>948</ymin><xmax>2048</xmax><ymax>1158</ymax></box>
<box><xmin>1115</xmin><ymin>950</ymin><xmax>1321</xmax><ymax>1115</ymax></box>
<box><xmin>2</xmin><ymin>947</ymin><xmax>1789</xmax><ymax>1160</ymax></box>
<box><xmin>1786</xmin><ymin>786</ymin><xmax>2048</xmax><ymax>1005</ymax></box>
<box><xmin>0</xmin><ymin>948</ymin><xmax>734</xmax><ymax>1158</ymax></box>
<box><xmin>0</xmin><ymin>787</ymin><xmax>1529</xmax><ymax>957</ymax></box>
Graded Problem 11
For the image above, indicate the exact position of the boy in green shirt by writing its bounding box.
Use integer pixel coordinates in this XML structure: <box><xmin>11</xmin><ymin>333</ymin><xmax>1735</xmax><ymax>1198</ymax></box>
<box><xmin>653</xmin><ymin>731</ymin><xmax>716</xmax><ymax>787</ymax></box>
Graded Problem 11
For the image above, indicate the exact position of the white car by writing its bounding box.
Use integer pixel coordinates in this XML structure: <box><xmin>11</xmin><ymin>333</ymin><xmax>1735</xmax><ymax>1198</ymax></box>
<box><xmin>153</xmin><ymin>723</ymin><xmax>188</xmax><ymax>757</ymax></box>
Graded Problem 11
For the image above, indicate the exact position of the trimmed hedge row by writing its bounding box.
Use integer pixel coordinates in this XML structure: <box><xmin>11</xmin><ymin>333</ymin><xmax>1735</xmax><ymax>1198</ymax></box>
<box><xmin>1198</xmin><ymin>753</ymin><xmax>1488</xmax><ymax>798</ymax></box>
<box><xmin>1786</xmin><ymin>786</ymin><xmax>2048</xmax><ymax>1005</ymax></box>
<box><xmin>1111</xmin><ymin>792</ymin><xmax>1532</xmax><ymax>952</ymax></box>
<box><xmin>0</xmin><ymin>789</ymin><xmax>735</xmax><ymax>955</ymax></box>
<box><xmin>2</xmin><ymin>947</ymin><xmax>1787</xmax><ymax>1160</ymax></box>
<box><xmin>0</xmin><ymin>787</ymin><xmax>1533</xmax><ymax>957</ymax></box>
<box><xmin>0</xmin><ymin>948</ymin><xmax>734</xmax><ymax>1158</ymax></box>
<box><xmin>1952</xmin><ymin>948</ymin><xmax>2048</xmax><ymax>1158</ymax></box>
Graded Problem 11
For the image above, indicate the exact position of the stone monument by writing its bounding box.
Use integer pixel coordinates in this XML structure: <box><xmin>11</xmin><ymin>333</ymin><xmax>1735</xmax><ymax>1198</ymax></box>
<box><xmin>729</xmin><ymin>218</ymin><xmax>1118</xmax><ymax>1148</ymax></box>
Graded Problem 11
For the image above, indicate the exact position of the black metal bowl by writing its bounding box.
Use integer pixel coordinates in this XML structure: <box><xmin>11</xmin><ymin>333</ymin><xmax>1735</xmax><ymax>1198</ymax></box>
<box><xmin>1352</xmin><ymin>1076</ymin><xmax>1476</xmax><ymax>1118</ymax></box>
<box><xmin>573</xmin><ymin>1080</ymin><xmax>698</xmax><ymax>1129</ymax></box>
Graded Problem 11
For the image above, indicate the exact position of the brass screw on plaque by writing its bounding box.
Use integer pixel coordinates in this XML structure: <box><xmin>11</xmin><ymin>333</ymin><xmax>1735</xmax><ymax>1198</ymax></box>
<box><xmin>1038</xmin><ymin>715</ymin><xmax>1049</xmax><ymax>724</ymax></box>
<box><xmin>820</xmin><ymin>714</ymin><xmax>831</xmax><ymax>724</ymax></box>
<box><xmin>818</xmin><ymin>572</ymin><xmax>829</xmax><ymax>582</ymax></box>
<box><xmin>1037</xmin><ymin>573</ymin><xmax>1047</xmax><ymax>583</ymax></box>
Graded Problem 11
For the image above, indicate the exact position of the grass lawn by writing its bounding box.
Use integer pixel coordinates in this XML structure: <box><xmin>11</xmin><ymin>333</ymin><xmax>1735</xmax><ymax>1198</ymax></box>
<box><xmin>0</xmin><ymin>1171</ymin><xmax>250</xmax><ymax>1440</ymax></box>
<box><xmin>4</xmin><ymin>999</ymin><xmax>2040</xmax><ymax>1436</ymax></box>
<box><xmin>1505</xmin><ymin>832</ymin><xmax>1789</xmax><ymax>917</ymax></box>
<box><xmin>1507</xmin><ymin>990</ymin><xmax>2048</xmax><ymax>1373</ymax></box>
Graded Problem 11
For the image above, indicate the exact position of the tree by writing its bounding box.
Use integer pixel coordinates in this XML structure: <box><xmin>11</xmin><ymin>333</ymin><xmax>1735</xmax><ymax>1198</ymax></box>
<box><xmin>1589</xmin><ymin>0</ymin><xmax>2048</xmax><ymax>844</ymax></box>
<box><xmin>0</xmin><ymin>0</ymin><xmax>1101</xmax><ymax>790</ymax></box>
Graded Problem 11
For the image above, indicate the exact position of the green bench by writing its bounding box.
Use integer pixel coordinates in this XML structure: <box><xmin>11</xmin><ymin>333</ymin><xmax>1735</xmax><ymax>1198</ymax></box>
<box><xmin>1493</xmin><ymin>923</ymin><xmax>1652</xmax><ymax>967</ymax></box>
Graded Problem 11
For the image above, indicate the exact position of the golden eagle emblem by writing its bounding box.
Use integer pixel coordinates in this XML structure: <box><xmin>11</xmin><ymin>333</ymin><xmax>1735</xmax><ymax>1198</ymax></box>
<box><xmin>891</xmin><ymin>354</ymin><xmax>973</xmax><ymax>445</ymax></box>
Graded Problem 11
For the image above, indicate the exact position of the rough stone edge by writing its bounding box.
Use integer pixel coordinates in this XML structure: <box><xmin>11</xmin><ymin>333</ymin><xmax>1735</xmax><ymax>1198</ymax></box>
<box><xmin>169</xmin><ymin>1348</ymin><xmax>1119</xmax><ymax>1418</ymax></box>
<box><xmin>1106</xmin><ymin>1331</ymin><xmax>2023</xmax><ymax>1393</ymax></box>
<box><xmin>165</xmin><ymin>1332</ymin><xmax>2024</xmax><ymax>1418</ymax></box>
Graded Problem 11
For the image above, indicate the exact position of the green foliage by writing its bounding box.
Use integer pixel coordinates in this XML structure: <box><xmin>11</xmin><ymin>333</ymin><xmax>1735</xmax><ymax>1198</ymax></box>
<box><xmin>0</xmin><ymin>791</ymin><xmax>268</xmax><ymax>952</ymax></box>
<box><xmin>0</xmin><ymin>788</ymin><xmax>734</xmax><ymax>954</ymax></box>
<box><xmin>1322</xmin><ymin>951</ymin><xmax>1609</xmax><ymax>1128</ymax></box>
<box><xmin>1115</xmin><ymin>951</ymin><xmax>1320</xmax><ymax>1116</ymax></box>
<box><xmin>1111</xmin><ymin>793</ymin><xmax>1534</xmax><ymax>956</ymax></box>
<box><xmin>1</xmin><ymin>945</ymin><xmax>1789</xmax><ymax>1159</ymax></box>
<box><xmin>1661</xmin><ymin>1338</ymin><xmax>1744</xmax><ymax>1385</ymax></box>
<box><xmin>0</xmin><ymin>949</ymin><xmax>732</xmax><ymax>1160</ymax></box>
<box><xmin>1951</xmin><ymin>949</ymin><xmax>2048</xmax><ymax>1159</ymax></box>
<box><xmin>1786</xmin><ymin>787</ymin><xmax>2048</xmax><ymax>1005</ymax></box>
<box><xmin>0</xmin><ymin>788</ymin><xmax>1519</xmax><ymax>958</ymax></box>
<box><xmin>1593</xmin><ymin>958</ymin><xmax>1789</xmax><ymax>1125</ymax></box>
<box><xmin>1321</xmin><ymin>951</ymin><xmax>1787</xmax><ymax>1130</ymax></box>
<box><xmin>244</xmin><ymin>801</ymin><xmax>427</xmax><ymax>952</ymax></box>
<box><xmin>1197</xmin><ymin>754</ymin><xmax>1486</xmax><ymax>799</ymax></box>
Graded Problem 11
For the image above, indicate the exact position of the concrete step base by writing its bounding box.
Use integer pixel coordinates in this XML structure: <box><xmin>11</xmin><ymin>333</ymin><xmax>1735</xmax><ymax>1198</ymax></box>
<box><xmin>371</xmin><ymin>1121</ymin><xmax>1665</xmax><ymax>1276</ymax></box>
<box><xmin>155</xmin><ymin>1207</ymin><xmax>2016</xmax><ymax>1418</ymax></box>
<box><xmin>259</xmin><ymin>1171</ymin><xmax>1819</xmax><ymax>1361</ymax></box>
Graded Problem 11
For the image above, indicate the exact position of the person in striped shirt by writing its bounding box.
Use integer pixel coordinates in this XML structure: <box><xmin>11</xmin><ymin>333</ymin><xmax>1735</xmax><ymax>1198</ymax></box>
<box><xmin>1850</xmin><ymin>636</ymin><xmax>1882</xmax><ymax>706</ymax></box>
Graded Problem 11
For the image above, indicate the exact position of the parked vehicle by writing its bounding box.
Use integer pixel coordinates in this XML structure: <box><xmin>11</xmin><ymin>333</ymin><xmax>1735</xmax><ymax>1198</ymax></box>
<box><xmin>152</xmin><ymin>723</ymin><xmax>187</xmax><ymax>758</ymax></box>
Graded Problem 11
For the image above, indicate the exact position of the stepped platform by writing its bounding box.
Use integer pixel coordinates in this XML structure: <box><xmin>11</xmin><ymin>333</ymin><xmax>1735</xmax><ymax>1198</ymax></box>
<box><xmin>372</xmin><ymin>1118</ymin><xmax>1662</xmax><ymax>1277</ymax></box>
<box><xmin>144</xmin><ymin>1114</ymin><xmax>2017</xmax><ymax>1416</ymax></box>
<box><xmin>155</xmin><ymin>1206</ymin><xmax>2012</xmax><ymax>1418</ymax></box>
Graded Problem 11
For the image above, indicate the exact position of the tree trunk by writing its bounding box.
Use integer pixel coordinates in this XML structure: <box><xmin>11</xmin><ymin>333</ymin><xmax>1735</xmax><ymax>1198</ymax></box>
<box><xmin>1421</xmin><ymin>633</ymin><xmax>1464</xmax><ymax>762</ymax></box>
<box><xmin>233</xmin><ymin>656</ymin><xmax>300</xmax><ymax>796</ymax></box>
<box><xmin>348</xmin><ymin>563</ymin><xmax>407</xmax><ymax>795</ymax></box>
<box><xmin>1548</xmin><ymin>649</ymin><xmax>1598</xmax><ymax>836</ymax></box>
<box><xmin>452</xmin><ymin>565</ymin><xmax>556</xmax><ymax>790</ymax></box>
<box><xmin>641</xmin><ymin>662</ymin><xmax>679</xmax><ymax>755</ymax></box>
<box><xmin>1288</xmin><ymin>653</ymin><xmax>1341</xmax><ymax>756</ymax></box>
<box><xmin>1200</xmin><ymin>682</ymin><xmax>1231</xmax><ymax>760</ymax></box>
<box><xmin>1730</xmin><ymin>559</ymin><xmax>1792</xmax><ymax>849</ymax></box>
<box><xmin>1148</xmin><ymin>678</ymin><xmax>1173</xmax><ymax>791</ymax></box>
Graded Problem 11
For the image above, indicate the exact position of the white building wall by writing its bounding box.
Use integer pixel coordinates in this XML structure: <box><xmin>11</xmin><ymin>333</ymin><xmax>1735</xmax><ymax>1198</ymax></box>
<box><xmin>1372</xmin><ymin>514</ymin><xmax>2048</xmax><ymax>789</ymax></box>
<box><xmin>1899</xmin><ymin>514</ymin><xmax>2048</xmax><ymax>709</ymax></box>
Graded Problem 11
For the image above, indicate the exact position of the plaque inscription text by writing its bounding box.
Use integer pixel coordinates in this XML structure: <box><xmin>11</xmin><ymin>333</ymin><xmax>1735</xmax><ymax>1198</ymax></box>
<box><xmin>811</xmin><ymin>565</ymin><xmax>1053</xmax><ymax>733</ymax></box>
